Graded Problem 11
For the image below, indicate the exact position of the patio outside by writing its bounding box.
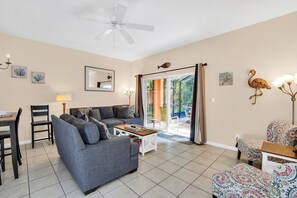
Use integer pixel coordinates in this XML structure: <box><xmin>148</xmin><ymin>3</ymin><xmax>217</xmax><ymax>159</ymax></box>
<box><xmin>146</xmin><ymin>75</ymin><xmax>194</xmax><ymax>138</ymax></box>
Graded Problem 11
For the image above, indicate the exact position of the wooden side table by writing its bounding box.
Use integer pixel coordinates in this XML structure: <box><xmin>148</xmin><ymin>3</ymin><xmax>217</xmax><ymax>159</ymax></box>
<box><xmin>261</xmin><ymin>142</ymin><xmax>297</xmax><ymax>174</ymax></box>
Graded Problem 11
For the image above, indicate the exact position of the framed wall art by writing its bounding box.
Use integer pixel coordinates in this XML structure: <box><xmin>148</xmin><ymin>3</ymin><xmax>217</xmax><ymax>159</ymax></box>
<box><xmin>11</xmin><ymin>65</ymin><xmax>28</xmax><ymax>78</ymax></box>
<box><xmin>32</xmin><ymin>72</ymin><xmax>45</xmax><ymax>84</ymax></box>
<box><xmin>219</xmin><ymin>72</ymin><xmax>233</xmax><ymax>86</ymax></box>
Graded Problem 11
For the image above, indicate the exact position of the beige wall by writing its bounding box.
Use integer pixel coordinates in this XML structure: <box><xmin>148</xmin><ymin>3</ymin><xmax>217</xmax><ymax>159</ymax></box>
<box><xmin>0</xmin><ymin>33</ymin><xmax>134</xmax><ymax>143</ymax></box>
<box><xmin>132</xmin><ymin>12</ymin><xmax>297</xmax><ymax>147</ymax></box>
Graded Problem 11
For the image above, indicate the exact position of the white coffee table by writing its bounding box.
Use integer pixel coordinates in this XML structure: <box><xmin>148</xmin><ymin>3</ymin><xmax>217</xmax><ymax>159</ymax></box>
<box><xmin>261</xmin><ymin>142</ymin><xmax>297</xmax><ymax>174</ymax></box>
<box><xmin>114</xmin><ymin>124</ymin><xmax>157</xmax><ymax>156</ymax></box>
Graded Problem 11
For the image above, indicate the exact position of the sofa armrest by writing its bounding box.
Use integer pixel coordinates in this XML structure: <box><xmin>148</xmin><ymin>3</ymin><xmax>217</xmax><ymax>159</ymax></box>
<box><xmin>270</xmin><ymin>163</ymin><xmax>297</xmax><ymax>198</ymax></box>
<box><xmin>77</xmin><ymin>136</ymin><xmax>131</xmax><ymax>190</ymax></box>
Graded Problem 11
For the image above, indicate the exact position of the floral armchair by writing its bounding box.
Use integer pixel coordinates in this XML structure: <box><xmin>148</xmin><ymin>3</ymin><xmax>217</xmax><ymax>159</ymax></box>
<box><xmin>237</xmin><ymin>121</ymin><xmax>297</xmax><ymax>165</ymax></box>
<box><xmin>212</xmin><ymin>163</ymin><xmax>297</xmax><ymax>198</ymax></box>
<box><xmin>267</xmin><ymin>121</ymin><xmax>297</xmax><ymax>146</ymax></box>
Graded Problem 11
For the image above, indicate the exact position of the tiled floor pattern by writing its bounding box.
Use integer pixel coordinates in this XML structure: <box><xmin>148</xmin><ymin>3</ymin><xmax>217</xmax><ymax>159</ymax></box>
<box><xmin>0</xmin><ymin>137</ymin><xmax>259</xmax><ymax>198</ymax></box>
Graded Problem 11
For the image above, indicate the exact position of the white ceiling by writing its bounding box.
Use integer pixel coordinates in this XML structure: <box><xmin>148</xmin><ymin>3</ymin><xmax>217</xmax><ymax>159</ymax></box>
<box><xmin>1</xmin><ymin>0</ymin><xmax>297</xmax><ymax>61</ymax></box>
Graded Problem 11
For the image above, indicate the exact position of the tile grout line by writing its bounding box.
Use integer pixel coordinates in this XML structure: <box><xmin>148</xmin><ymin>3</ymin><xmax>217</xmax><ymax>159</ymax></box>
<box><xmin>43</xmin><ymin>142</ymin><xmax>68</xmax><ymax>197</ymax></box>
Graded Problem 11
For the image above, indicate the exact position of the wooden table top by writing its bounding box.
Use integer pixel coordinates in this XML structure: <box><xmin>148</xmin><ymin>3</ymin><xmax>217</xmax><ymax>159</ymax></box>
<box><xmin>115</xmin><ymin>124</ymin><xmax>157</xmax><ymax>136</ymax></box>
<box><xmin>261</xmin><ymin>142</ymin><xmax>297</xmax><ymax>159</ymax></box>
<box><xmin>0</xmin><ymin>112</ymin><xmax>16</xmax><ymax>122</ymax></box>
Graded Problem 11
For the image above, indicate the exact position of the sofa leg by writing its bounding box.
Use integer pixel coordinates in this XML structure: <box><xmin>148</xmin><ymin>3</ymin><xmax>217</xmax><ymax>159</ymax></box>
<box><xmin>237</xmin><ymin>150</ymin><xmax>241</xmax><ymax>160</ymax></box>
<box><xmin>248</xmin><ymin>160</ymin><xmax>253</xmax><ymax>166</ymax></box>
<box><xmin>84</xmin><ymin>187</ymin><xmax>99</xmax><ymax>195</ymax></box>
<box><xmin>129</xmin><ymin>168</ymin><xmax>137</xmax><ymax>174</ymax></box>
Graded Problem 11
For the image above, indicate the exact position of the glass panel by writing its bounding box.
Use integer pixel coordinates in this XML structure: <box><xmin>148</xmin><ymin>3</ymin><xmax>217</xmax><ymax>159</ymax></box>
<box><xmin>146</xmin><ymin>79</ymin><xmax>167</xmax><ymax>130</ymax></box>
<box><xmin>168</xmin><ymin>75</ymin><xmax>194</xmax><ymax>137</ymax></box>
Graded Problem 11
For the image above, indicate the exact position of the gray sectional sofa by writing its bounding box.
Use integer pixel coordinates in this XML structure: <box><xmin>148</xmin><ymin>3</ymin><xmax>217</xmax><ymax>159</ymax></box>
<box><xmin>51</xmin><ymin>115</ymin><xmax>139</xmax><ymax>194</ymax></box>
<box><xmin>69</xmin><ymin>105</ymin><xmax>143</xmax><ymax>133</ymax></box>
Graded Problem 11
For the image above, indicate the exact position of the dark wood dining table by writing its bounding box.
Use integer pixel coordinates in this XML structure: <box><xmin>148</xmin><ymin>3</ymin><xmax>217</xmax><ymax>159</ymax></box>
<box><xmin>0</xmin><ymin>112</ymin><xmax>19</xmax><ymax>178</ymax></box>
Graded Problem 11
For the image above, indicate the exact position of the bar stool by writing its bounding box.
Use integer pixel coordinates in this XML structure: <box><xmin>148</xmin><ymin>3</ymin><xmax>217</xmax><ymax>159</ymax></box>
<box><xmin>31</xmin><ymin>105</ymin><xmax>53</xmax><ymax>148</ymax></box>
<box><xmin>0</xmin><ymin>108</ymin><xmax>22</xmax><ymax>185</ymax></box>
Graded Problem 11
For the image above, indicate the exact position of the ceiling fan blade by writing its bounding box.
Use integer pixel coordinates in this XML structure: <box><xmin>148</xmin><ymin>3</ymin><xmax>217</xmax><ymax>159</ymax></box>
<box><xmin>115</xmin><ymin>4</ymin><xmax>128</xmax><ymax>22</ymax></box>
<box><xmin>78</xmin><ymin>16</ymin><xmax>108</xmax><ymax>24</ymax></box>
<box><xmin>125</xmin><ymin>23</ymin><xmax>155</xmax><ymax>31</ymax></box>
<box><xmin>119</xmin><ymin>29</ymin><xmax>135</xmax><ymax>44</ymax></box>
<box><xmin>95</xmin><ymin>28</ymin><xmax>113</xmax><ymax>40</ymax></box>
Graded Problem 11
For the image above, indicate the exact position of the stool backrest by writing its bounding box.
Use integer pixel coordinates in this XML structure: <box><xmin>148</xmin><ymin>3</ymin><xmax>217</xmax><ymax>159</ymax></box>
<box><xmin>31</xmin><ymin>105</ymin><xmax>50</xmax><ymax>122</ymax></box>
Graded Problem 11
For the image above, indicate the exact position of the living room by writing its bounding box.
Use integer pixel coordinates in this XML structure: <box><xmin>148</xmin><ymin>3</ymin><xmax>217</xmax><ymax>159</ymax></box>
<box><xmin>0</xmin><ymin>1</ymin><xmax>297</xmax><ymax>198</ymax></box>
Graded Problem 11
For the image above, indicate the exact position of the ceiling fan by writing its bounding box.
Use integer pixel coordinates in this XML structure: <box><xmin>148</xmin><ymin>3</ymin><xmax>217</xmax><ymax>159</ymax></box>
<box><xmin>79</xmin><ymin>3</ymin><xmax>155</xmax><ymax>44</ymax></box>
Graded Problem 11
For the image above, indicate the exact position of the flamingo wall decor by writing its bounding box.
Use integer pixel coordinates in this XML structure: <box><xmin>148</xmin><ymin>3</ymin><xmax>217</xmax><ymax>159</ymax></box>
<box><xmin>248</xmin><ymin>69</ymin><xmax>271</xmax><ymax>105</ymax></box>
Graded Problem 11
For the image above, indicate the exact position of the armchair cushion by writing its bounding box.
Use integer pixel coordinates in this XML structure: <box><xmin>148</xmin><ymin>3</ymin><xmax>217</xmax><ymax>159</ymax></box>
<box><xmin>71</xmin><ymin>118</ymin><xmax>100</xmax><ymax>144</ymax></box>
<box><xmin>270</xmin><ymin>163</ymin><xmax>297</xmax><ymax>198</ymax></box>
<box><xmin>212</xmin><ymin>163</ymin><xmax>272</xmax><ymax>198</ymax></box>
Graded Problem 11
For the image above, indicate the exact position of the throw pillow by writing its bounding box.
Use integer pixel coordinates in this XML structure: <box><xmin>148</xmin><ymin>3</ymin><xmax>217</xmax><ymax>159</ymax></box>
<box><xmin>128</xmin><ymin>105</ymin><xmax>135</xmax><ymax>118</ymax></box>
<box><xmin>71</xmin><ymin>118</ymin><xmax>100</xmax><ymax>144</ymax></box>
<box><xmin>116</xmin><ymin>106</ymin><xmax>130</xmax><ymax>118</ymax></box>
<box><xmin>60</xmin><ymin>114</ymin><xmax>76</xmax><ymax>123</ymax></box>
<box><xmin>89</xmin><ymin>117</ymin><xmax>111</xmax><ymax>140</ymax></box>
<box><xmin>89</xmin><ymin>109</ymin><xmax>101</xmax><ymax>121</ymax></box>
<box><xmin>99</xmin><ymin>106</ymin><xmax>114</xmax><ymax>119</ymax></box>
<box><xmin>77</xmin><ymin>110</ymin><xmax>89</xmax><ymax>122</ymax></box>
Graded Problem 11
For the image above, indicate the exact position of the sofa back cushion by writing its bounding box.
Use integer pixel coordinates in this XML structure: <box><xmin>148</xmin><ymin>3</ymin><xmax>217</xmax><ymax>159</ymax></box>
<box><xmin>60</xmin><ymin>114</ymin><xmax>76</xmax><ymax>123</ymax></box>
<box><xmin>89</xmin><ymin>117</ymin><xmax>111</xmax><ymax>140</ymax></box>
<box><xmin>99</xmin><ymin>106</ymin><xmax>114</xmax><ymax>119</ymax></box>
<box><xmin>71</xmin><ymin>118</ymin><xmax>100</xmax><ymax>144</ymax></box>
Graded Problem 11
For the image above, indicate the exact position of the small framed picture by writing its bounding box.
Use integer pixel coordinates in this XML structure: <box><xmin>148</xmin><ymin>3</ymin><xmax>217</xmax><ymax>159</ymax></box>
<box><xmin>219</xmin><ymin>72</ymin><xmax>233</xmax><ymax>86</ymax></box>
<box><xmin>31</xmin><ymin>72</ymin><xmax>45</xmax><ymax>84</ymax></box>
<box><xmin>11</xmin><ymin>65</ymin><xmax>28</xmax><ymax>78</ymax></box>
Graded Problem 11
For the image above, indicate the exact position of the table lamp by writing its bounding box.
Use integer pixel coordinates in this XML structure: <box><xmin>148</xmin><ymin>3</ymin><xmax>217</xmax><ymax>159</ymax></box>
<box><xmin>56</xmin><ymin>93</ymin><xmax>72</xmax><ymax>114</ymax></box>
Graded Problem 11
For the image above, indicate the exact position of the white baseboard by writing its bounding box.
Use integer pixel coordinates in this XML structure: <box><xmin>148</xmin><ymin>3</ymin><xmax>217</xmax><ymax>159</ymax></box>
<box><xmin>5</xmin><ymin>140</ymin><xmax>44</xmax><ymax>147</ymax></box>
<box><xmin>206</xmin><ymin>141</ymin><xmax>237</xmax><ymax>151</ymax></box>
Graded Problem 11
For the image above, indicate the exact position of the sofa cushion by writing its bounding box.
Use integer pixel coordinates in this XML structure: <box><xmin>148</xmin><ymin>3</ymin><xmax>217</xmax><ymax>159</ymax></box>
<box><xmin>101</xmin><ymin>118</ymin><xmax>124</xmax><ymax>128</ymax></box>
<box><xmin>60</xmin><ymin>114</ymin><xmax>76</xmax><ymax>123</ymax></box>
<box><xmin>99</xmin><ymin>106</ymin><xmax>114</xmax><ymax>119</ymax></box>
<box><xmin>119</xmin><ymin>117</ymin><xmax>142</xmax><ymax>125</ymax></box>
<box><xmin>71</xmin><ymin>118</ymin><xmax>100</xmax><ymax>144</ymax></box>
<box><xmin>89</xmin><ymin>117</ymin><xmax>111</xmax><ymax>140</ymax></box>
<box><xmin>90</xmin><ymin>109</ymin><xmax>101</xmax><ymax>121</ymax></box>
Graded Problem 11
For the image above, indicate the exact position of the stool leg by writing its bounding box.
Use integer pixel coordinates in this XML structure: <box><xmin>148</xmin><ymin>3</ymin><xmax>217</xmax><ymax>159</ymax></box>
<box><xmin>51</xmin><ymin>124</ymin><xmax>54</xmax><ymax>145</ymax></box>
<box><xmin>31</xmin><ymin>125</ymin><xmax>34</xmax><ymax>149</ymax></box>
<box><xmin>237</xmin><ymin>150</ymin><xmax>241</xmax><ymax>160</ymax></box>
<box><xmin>1</xmin><ymin>139</ymin><xmax>5</xmax><ymax>172</ymax></box>
<box><xmin>248</xmin><ymin>160</ymin><xmax>253</xmax><ymax>166</ymax></box>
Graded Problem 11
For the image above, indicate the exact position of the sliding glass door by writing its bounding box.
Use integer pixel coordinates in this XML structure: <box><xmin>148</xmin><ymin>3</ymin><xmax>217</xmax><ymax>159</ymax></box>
<box><xmin>145</xmin><ymin>79</ymin><xmax>168</xmax><ymax>131</ymax></box>
<box><xmin>144</xmin><ymin>74</ymin><xmax>194</xmax><ymax>137</ymax></box>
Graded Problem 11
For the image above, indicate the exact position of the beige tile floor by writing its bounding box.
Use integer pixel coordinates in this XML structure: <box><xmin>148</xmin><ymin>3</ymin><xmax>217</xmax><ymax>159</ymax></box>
<box><xmin>0</xmin><ymin>137</ymin><xmax>260</xmax><ymax>198</ymax></box>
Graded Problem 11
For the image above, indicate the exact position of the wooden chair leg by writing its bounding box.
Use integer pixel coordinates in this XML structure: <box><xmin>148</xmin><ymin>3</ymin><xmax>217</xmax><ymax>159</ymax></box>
<box><xmin>237</xmin><ymin>150</ymin><xmax>241</xmax><ymax>160</ymax></box>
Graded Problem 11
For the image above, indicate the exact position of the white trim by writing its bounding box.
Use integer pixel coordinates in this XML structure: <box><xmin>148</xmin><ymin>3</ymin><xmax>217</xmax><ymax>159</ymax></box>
<box><xmin>206</xmin><ymin>141</ymin><xmax>237</xmax><ymax>151</ymax></box>
<box><xmin>4</xmin><ymin>139</ymin><xmax>49</xmax><ymax>147</ymax></box>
